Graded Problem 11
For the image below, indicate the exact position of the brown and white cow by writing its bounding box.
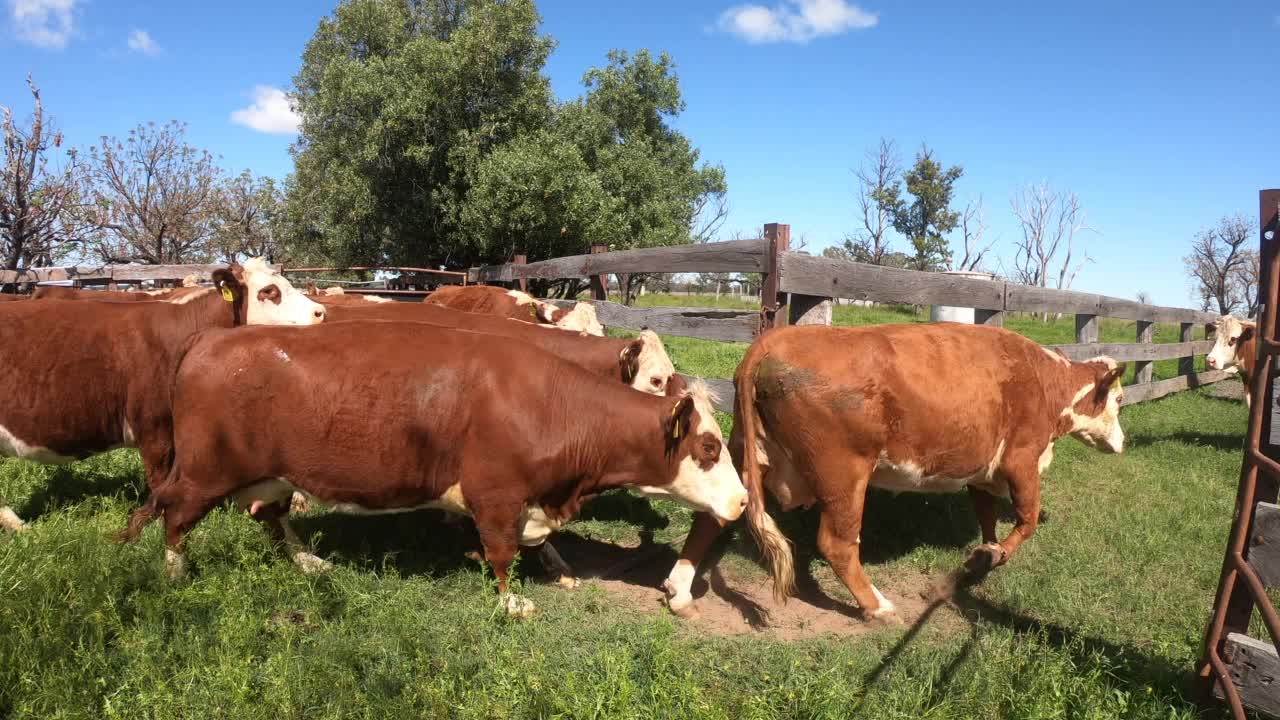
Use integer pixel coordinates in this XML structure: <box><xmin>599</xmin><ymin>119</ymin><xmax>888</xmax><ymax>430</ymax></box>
<box><xmin>133</xmin><ymin>322</ymin><xmax>748</xmax><ymax>617</ymax></box>
<box><xmin>1206</xmin><ymin>315</ymin><xmax>1258</xmax><ymax>408</ymax></box>
<box><xmin>659</xmin><ymin>323</ymin><xmax>1127</xmax><ymax>621</ymax></box>
<box><xmin>425</xmin><ymin>285</ymin><xmax>604</xmax><ymax>336</ymax></box>
<box><xmin>321</xmin><ymin>300</ymin><xmax>675</xmax><ymax>395</ymax></box>
<box><xmin>0</xmin><ymin>258</ymin><xmax>324</xmax><ymax>533</ymax></box>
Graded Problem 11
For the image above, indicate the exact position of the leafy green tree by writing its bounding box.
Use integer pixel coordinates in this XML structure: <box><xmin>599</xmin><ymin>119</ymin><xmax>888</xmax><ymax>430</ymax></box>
<box><xmin>890</xmin><ymin>144</ymin><xmax>963</xmax><ymax>271</ymax></box>
<box><xmin>288</xmin><ymin>0</ymin><xmax>554</xmax><ymax>267</ymax></box>
<box><xmin>458</xmin><ymin>50</ymin><xmax>726</xmax><ymax>303</ymax></box>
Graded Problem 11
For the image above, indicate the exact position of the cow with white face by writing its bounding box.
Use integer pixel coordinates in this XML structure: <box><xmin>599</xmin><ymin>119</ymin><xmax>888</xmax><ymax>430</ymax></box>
<box><xmin>1206</xmin><ymin>315</ymin><xmax>1258</xmax><ymax>408</ymax></box>
<box><xmin>0</xmin><ymin>260</ymin><xmax>323</xmax><ymax>532</ymax></box>
<box><xmin>128</xmin><ymin>322</ymin><xmax>749</xmax><ymax>617</ymax></box>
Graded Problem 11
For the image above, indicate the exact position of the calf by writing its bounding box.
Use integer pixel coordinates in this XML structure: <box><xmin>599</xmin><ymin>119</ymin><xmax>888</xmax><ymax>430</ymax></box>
<box><xmin>321</xmin><ymin>300</ymin><xmax>675</xmax><ymax>395</ymax></box>
<box><xmin>141</xmin><ymin>322</ymin><xmax>748</xmax><ymax>617</ymax></box>
<box><xmin>660</xmin><ymin>323</ymin><xmax>1127</xmax><ymax>621</ymax></box>
<box><xmin>425</xmin><ymin>285</ymin><xmax>604</xmax><ymax>336</ymax></box>
<box><xmin>1206</xmin><ymin>315</ymin><xmax>1258</xmax><ymax>408</ymax></box>
<box><xmin>0</xmin><ymin>258</ymin><xmax>324</xmax><ymax>532</ymax></box>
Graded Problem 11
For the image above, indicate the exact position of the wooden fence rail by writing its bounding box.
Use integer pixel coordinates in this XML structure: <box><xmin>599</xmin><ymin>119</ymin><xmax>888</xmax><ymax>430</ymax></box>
<box><xmin>2</xmin><ymin>227</ymin><xmax>1229</xmax><ymax>410</ymax></box>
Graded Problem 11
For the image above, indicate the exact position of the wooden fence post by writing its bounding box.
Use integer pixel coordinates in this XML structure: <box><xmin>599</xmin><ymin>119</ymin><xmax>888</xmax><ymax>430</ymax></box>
<box><xmin>1179</xmin><ymin>323</ymin><xmax>1195</xmax><ymax>376</ymax></box>
<box><xmin>975</xmin><ymin>309</ymin><xmax>1004</xmax><ymax>327</ymax></box>
<box><xmin>1135</xmin><ymin>320</ymin><xmax>1154</xmax><ymax>385</ymax></box>
<box><xmin>512</xmin><ymin>255</ymin><xmax>528</xmax><ymax>294</ymax></box>
<box><xmin>1075</xmin><ymin>314</ymin><xmax>1099</xmax><ymax>344</ymax></box>
<box><xmin>589</xmin><ymin>245</ymin><xmax>608</xmax><ymax>301</ymax></box>
<box><xmin>760</xmin><ymin>223</ymin><xmax>789</xmax><ymax>333</ymax></box>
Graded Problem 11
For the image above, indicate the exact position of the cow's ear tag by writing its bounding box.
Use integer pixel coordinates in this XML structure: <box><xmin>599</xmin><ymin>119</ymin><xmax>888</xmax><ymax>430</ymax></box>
<box><xmin>220</xmin><ymin>286</ymin><xmax>234</xmax><ymax>303</ymax></box>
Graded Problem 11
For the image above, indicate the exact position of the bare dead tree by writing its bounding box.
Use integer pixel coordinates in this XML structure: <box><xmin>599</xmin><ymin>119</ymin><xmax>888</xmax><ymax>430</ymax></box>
<box><xmin>954</xmin><ymin>196</ymin><xmax>995</xmax><ymax>271</ymax></box>
<box><xmin>843</xmin><ymin>137</ymin><xmax>900</xmax><ymax>265</ymax></box>
<box><xmin>213</xmin><ymin>171</ymin><xmax>285</xmax><ymax>262</ymax></box>
<box><xmin>85</xmin><ymin>121</ymin><xmax>221</xmax><ymax>265</ymax></box>
<box><xmin>1135</xmin><ymin>290</ymin><xmax>1152</xmax><ymax>305</ymax></box>
<box><xmin>1236</xmin><ymin>247</ymin><xmax>1260</xmax><ymax>317</ymax></box>
<box><xmin>691</xmin><ymin>190</ymin><xmax>728</xmax><ymax>244</ymax></box>
<box><xmin>1183</xmin><ymin>214</ymin><xmax>1251</xmax><ymax>316</ymax></box>
<box><xmin>0</xmin><ymin>75</ymin><xmax>90</xmax><ymax>270</ymax></box>
<box><xmin>1011</xmin><ymin>183</ymin><xmax>1092</xmax><ymax>290</ymax></box>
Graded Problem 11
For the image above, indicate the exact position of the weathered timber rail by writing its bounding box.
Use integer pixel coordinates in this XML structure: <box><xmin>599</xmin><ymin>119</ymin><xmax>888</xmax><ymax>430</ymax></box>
<box><xmin>474</xmin><ymin>222</ymin><xmax>1226</xmax><ymax>412</ymax></box>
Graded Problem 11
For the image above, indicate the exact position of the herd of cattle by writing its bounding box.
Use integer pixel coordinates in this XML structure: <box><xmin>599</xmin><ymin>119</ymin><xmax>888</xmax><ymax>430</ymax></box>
<box><xmin>0</xmin><ymin>259</ymin><xmax>1257</xmax><ymax>621</ymax></box>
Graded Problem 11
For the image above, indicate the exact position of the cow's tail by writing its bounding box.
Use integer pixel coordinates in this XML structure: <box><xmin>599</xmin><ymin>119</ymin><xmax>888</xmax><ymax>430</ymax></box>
<box><xmin>736</xmin><ymin>340</ymin><xmax>795</xmax><ymax>604</ymax></box>
<box><xmin>115</xmin><ymin>461</ymin><xmax>178</xmax><ymax>543</ymax></box>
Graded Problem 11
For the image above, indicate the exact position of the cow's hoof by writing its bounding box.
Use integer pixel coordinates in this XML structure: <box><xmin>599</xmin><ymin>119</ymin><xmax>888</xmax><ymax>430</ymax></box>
<box><xmin>294</xmin><ymin>552</ymin><xmax>334</xmax><ymax>575</ymax></box>
<box><xmin>963</xmin><ymin>543</ymin><xmax>1006</xmax><ymax>577</ymax></box>
<box><xmin>0</xmin><ymin>507</ymin><xmax>26</xmax><ymax>533</ymax></box>
<box><xmin>464</xmin><ymin>550</ymin><xmax>484</xmax><ymax>564</ymax></box>
<box><xmin>289</xmin><ymin>493</ymin><xmax>311</xmax><ymax>514</ymax></box>
<box><xmin>867</xmin><ymin>604</ymin><xmax>903</xmax><ymax>625</ymax></box>
<box><xmin>554</xmin><ymin>575</ymin><xmax>581</xmax><ymax>590</ymax></box>
<box><xmin>501</xmin><ymin>594</ymin><xmax>536</xmax><ymax>619</ymax></box>
<box><xmin>662</xmin><ymin>579</ymin><xmax>699</xmax><ymax>619</ymax></box>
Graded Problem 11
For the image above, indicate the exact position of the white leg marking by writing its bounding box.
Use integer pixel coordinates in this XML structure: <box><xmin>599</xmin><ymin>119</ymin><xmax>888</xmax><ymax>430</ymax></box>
<box><xmin>164</xmin><ymin>548</ymin><xmax>187</xmax><ymax>581</ymax></box>
<box><xmin>500</xmin><ymin>593</ymin><xmax>536</xmax><ymax>619</ymax></box>
<box><xmin>870</xmin><ymin>584</ymin><xmax>897</xmax><ymax>616</ymax></box>
<box><xmin>0</xmin><ymin>506</ymin><xmax>26</xmax><ymax>532</ymax></box>
<box><xmin>662</xmin><ymin>559</ymin><xmax>696</xmax><ymax>614</ymax></box>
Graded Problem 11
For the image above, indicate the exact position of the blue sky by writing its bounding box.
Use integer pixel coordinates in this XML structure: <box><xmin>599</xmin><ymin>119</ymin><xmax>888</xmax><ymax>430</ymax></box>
<box><xmin>3</xmin><ymin>0</ymin><xmax>1278</xmax><ymax>306</ymax></box>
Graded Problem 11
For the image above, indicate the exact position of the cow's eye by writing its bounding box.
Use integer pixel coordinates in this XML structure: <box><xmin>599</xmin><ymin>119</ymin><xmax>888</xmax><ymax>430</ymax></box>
<box><xmin>1229</xmin><ymin>337</ymin><xmax>1237</xmax><ymax>346</ymax></box>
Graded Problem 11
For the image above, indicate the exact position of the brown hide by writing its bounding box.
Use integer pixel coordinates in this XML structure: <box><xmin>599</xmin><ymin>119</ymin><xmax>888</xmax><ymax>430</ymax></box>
<box><xmin>666</xmin><ymin>323</ymin><xmax>1126</xmax><ymax>620</ymax></box>
<box><xmin>1238</xmin><ymin>327</ymin><xmax>1258</xmax><ymax>391</ymax></box>
<box><xmin>0</xmin><ymin>293</ymin><xmax>26</xmax><ymax>301</ymax></box>
<box><xmin>321</xmin><ymin>300</ymin><xmax>649</xmax><ymax>388</ymax></box>
<box><xmin>155</xmin><ymin>322</ymin><xmax>728</xmax><ymax>598</ymax></box>
<box><xmin>0</xmin><ymin>284</ymin><xmax>246</xmax><ymax>493</ymax></box>
<box><xmin>425</xmin><ymin>285</ymin><xmax>564</xmax><ymax>325</ymax></box>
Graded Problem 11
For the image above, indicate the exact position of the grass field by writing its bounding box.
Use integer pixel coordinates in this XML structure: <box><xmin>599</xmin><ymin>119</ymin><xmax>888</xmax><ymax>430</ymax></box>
<box><xmin>0</xmin><ymin>295</ymin><xmax>1246</xmax><ymax>719</ymax></box>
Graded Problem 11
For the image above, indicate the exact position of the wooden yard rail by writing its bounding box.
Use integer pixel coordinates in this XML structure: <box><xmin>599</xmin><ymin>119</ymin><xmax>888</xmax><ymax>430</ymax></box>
<box><xmin>475</xmin><ymin>222</ymin><xmax>1228</xmax><ymax>411</ymax></box>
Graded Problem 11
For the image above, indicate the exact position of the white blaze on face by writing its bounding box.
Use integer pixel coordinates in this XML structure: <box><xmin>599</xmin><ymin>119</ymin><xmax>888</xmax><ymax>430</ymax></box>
<box><xmin>629</xmin><ymin>381</ymin><xmax>748</xmax><ymax>523</ymax></box>
<box><xmin>630</xmin><ymin>329</ymin><xmax>677</xmax><ymax>395</ymax></box>
<box><xmin>555</xmin><ymin>303</ymin><xmax>604</xmax><ymax>336</ymax></box>
<box><xmin>240</xmin><ymin>258</ymin><xmax>326</xmax><ymax>325</ymax></box>
<box><xmin>1206</xmin><ymin>316</ymin><xmax>1252</xmax><ymax>372</ymax></box>
<box><xmin>1063</xmin><ymin>358</ymin><xmax>1126</xmax><ymax>454</ymax></box>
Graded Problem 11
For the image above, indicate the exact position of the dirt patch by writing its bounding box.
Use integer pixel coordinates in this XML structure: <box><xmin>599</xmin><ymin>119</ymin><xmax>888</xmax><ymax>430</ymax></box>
<box><xmin>1204</xmin><ymin>379</ymin><xmax>1244</xmax><ymax>400</ymax></box>
<box><xmin>551</xmin><ymin>533</ymin><xmax>967</xmax><ymax>641</ymax></box>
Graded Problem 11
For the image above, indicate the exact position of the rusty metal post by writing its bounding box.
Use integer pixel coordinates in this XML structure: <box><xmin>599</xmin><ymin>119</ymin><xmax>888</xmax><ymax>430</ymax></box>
<box><xmin>589</xmin><ymin>245</ymin><xmax>608</xmax><ymax>302</ymax></box>
<box><xmin>1197</xmin><ymin>189</ymin><xmax>1280</xmax><ymax>717</ymax></box>
<box><xmin>513</xmin><ymin>254</ymin><xmax>528</xmax><ymax>294</ymax></box>
<box><xmin>760</xmin><ymin>223</ymin><xmax>789</xmax><ymax>334</ymax></box>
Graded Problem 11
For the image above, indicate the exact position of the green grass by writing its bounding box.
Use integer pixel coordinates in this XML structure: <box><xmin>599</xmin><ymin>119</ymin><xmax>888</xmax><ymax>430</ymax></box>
<box><xmin>0</xmin><ymin>295</ymin><xmax>1246</xmax><ymax>719</ymax></box>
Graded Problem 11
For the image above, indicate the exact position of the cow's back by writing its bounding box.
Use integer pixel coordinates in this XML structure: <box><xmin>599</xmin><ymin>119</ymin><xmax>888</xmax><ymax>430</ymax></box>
<box><xmin>0</xmin><ymin>301</ymin><xmax>174</xmax><ymax>457</ymax></box>
<box><xmin>173</xmin><ymin>323</ymin><xmax>588</xmax><ymax>507</ymax></box>
<box><xmin>426</xmin><ymin>285</ymin><xmax>542</xmax><ymax>322</ymax></box>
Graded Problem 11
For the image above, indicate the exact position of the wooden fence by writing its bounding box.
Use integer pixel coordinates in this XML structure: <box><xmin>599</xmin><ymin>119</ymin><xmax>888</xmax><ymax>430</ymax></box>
<box><xmin>470</xmin><ymin>223</ymin><xmax>1229</xmax><ymax>411</ymax></box>
<box><xmin>1</xmin><ymin>226</ymin><xmax>1228</xmax><ymax>413</ymax></box>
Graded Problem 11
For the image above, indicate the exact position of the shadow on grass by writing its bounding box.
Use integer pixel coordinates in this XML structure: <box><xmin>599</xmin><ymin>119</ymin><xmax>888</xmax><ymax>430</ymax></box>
<box><xmin>18</xmin><ymin>463</ymin><xmax>144</xmax><ymax>522</ymax></box>
<box><xmin>1127</xmin><ymin>431</ymin><xmax>1244</xmax><ymax>453</ymax></box>
<box><xmin>852</xmin><ymin>573</ymin><xmax>1193</xmax><ymax>714</ymax></box>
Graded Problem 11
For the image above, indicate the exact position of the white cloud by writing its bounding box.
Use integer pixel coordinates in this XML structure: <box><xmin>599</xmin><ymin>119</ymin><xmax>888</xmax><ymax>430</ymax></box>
<box><xmin>716</xmin><ymin>0</ymin><xmax>877</xmax><ymax>44</ymax></box>
<box><xmin>9</xmin><ymin>0</ymin><xmax>77</xmax><ymax>49</ymax></box>
<box><xmin>127</xmin><ymin>28</ymin><xmax>159</xmax><ymax>55</ymax></box>
<box><xmin>230</xmin><ymin>85</ymin><xmax>301</xmax><ymax>135</ymax></box>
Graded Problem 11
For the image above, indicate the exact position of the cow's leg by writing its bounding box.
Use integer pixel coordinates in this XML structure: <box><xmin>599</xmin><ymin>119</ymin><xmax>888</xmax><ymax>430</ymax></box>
<box><xmin>0</xmin><ymin>506</ymin><xmax>25</xmax><ymax>532</ymax></box>
<box><xmin>662</xmin><ymin>511</ymin><xmax>723</xmax><ymax>618</ymax></box>
<box><xmin>532</xmin><ymin>540</ymin><xmax>579</xmax><ymax>589</ymax></box>
<box><xmin>968</xmin><ymin>459</ymin><xmax>1041</xmax><ymax>575</ymax></box>
<box><xmin>155</xmin><ymin>476</ymin><xmax>223</xmax><ymax>581</ymax></box>
<box><xmin>964</xmin><ymin>486</ymin><xmax>1005</xmax><ymax>576</ymax></box>
<box><xmin>474</xmin><ymin>504</ymin><xmax>533</xmax><ymax>618</ymax></box>
<box><xmin>813</xmin><ymin>458</ymin><xmax>895</xmax><ymax>621</ymax></box>
<box><xmin>253</xmin><ymin>500</ymin><xmax>333</xmax><ymax>575</ymax></box>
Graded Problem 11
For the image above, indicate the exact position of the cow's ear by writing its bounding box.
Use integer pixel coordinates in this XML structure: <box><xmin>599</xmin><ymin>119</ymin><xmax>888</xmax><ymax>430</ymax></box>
<box><xmin>664</xmin><ymin>395</ymin><xmax>695</xmax><ymax>450</ymax></box>
<box><xmin>1096</xmin><ymin>364</ymin><xmax>1125</xmax><ymax>397</ymax></box>
<box><xmin>212</xmin><ymin>268</ymin><xmax>245</xmax><ymax>303</ymax></box>
<box><xmin>619</xmin><ymin>339</ymin><xmax>644</xmax><ymax>382</ymax></box>
<box><xmin>665</xmin><ymin>373</ymin><xmax>688</xmax><ymax>398</ymax></box>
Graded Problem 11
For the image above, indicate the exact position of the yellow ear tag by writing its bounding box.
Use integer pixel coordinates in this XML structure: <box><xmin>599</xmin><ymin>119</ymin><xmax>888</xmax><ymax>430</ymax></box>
<box><xmin>220</xmin><ymin>286</ymin><xmax>234</xmax><ymax>303</ymax></box>
<box><xmin>673</xmin><ymin>418</ymin><xmax>680</xmax><ymax>439</ymax></box>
